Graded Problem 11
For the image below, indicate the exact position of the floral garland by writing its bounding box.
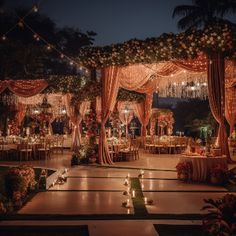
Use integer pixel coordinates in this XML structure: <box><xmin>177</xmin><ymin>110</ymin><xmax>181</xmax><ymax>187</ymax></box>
<box><xmin>78</xmin><ymin>22</ymin><xmax>236</xmax><ymax>68</ymax></box>
<box><xmin>117</xmin><ymin>88</ymin><xmax>145</xmax><ymax>102</ymax></box>
<box><xmin>84</xmin><ymin>106</ymin><xmax>97</xmax><ymax>144</ymax></box>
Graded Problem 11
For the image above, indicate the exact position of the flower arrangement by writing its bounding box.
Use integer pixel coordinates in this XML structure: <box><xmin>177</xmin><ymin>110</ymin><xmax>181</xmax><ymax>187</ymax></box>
<box><xmin>176</xmin><ymin>161</ymin><xmax>193</xmax><ymax>181</ymax></box>
<box><xmin>210</xmin><ymin>164</ymin><xmax>228</xmax><ymax>185</ymax></box>
<box><xmin>4</xmin><ymin>165</ymin><xmax>36</xmax><ymax>209</ymax></box>
<box><xmin>78</xmin><ymin>22</ymin><xmax>236</xmax><ymax>68</ymax></box>
<box><xmin>202</xmin><ymin>194</ymin><xmax>236</xmax><ymax>235</ymax></box>
<box><xmin>8</xmin><ymin>119</ymin><xmax>20</xmax><ymax>135</ymax></box>
<box><xmin>85</xmin><ymin>107</ymin><xmax>97</xmax><ymax>145</ymax></box>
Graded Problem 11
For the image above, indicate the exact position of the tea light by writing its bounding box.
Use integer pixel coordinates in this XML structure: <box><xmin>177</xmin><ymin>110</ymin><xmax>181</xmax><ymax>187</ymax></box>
<box><xmin>144</xmin><ymin>197</ymin><xmax>147</xmax><ymax>205</ymax></box>
<box><xmin>126</xmin><ymin>199</ymin><xmax>130</xmax><ymax>207</ymax></box>
<box><xmin>132</xmin><ymin>190</ymin><xmax>136</xmax><ymax>198</ymax></box>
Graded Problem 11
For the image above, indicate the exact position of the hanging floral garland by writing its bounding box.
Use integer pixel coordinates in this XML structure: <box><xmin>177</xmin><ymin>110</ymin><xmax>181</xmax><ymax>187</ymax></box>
<box><xmin>78</xmin><ymin>22</ymin><xmax>236</xmax><ymax>68</ymax></box>
<box><xmin>117</xmin><ymin>88</ymin><xmax>145</xmax><ymax>102</ymax></box>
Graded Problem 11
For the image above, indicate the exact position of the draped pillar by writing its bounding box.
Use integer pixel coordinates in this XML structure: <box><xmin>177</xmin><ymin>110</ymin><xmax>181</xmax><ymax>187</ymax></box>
<box><xmin>207</xmin><ymin>53</ymin><xmax>232</xmax><ymax>163</ymax></box>
<box><xmin>64</xmin><ymin>94</ymin><xmax>80</xmax><ymax>151</ymax></box>
<box><xmin>225</xmin><ymin>87</ymin><xmax>236</xmax><ymax>135</ymax></box>
<box><xmin>99</xmin><ymin>66</ymin><xmax>120</xmax><ymax>165</ymax></box>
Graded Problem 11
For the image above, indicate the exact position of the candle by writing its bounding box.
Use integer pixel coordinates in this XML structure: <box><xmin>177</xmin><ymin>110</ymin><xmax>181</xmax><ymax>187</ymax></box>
<box><xmin>124</xmin><ymin>178</ymin><xmax>129</xmax><ymax>186</ymax></box>
<box><xmin>127</xmin><ymin>187</ymin><xmax>130</xmax><ymax>194</ymax></box>
<box><xmin>140</xmin><ymin>169</ymin><xmax>144</xmax><ymax>175</ymax></box>
<box><xmin>126</xmin><ymin>198</ymin><xmax>130</xmax><ymax>207</ymax></box>
<box><xmin>144</xmin><ymin>197</ymin><xmax>147</xmax><ymax>205</ymax></box>
<box><xmin>127</xmin><ymin>173</ymin><xmax>130</xmax><ymax>178</ymax></box>
<box><xmin>132</xmin><ymin>190</ymin><xmax>136</xmax><ymax>198</ymax></box>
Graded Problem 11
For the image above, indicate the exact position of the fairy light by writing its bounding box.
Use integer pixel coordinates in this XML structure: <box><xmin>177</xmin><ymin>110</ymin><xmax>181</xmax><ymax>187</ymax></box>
<box><xmin>2</xmin><ymin>35</ymin><xmax>6</xmax><ymax>41</ymax></box>
<box><xmin>33</xmin><ymin>4</ymin><xmax>39</xmax><ymax>13</ymax></box>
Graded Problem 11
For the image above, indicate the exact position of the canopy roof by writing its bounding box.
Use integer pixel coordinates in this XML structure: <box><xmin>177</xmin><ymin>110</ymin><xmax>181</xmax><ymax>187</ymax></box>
<box><xmin>78</xmin><ymin>22</ymin><xmax>236</xmax><ymax>68</ymax></box>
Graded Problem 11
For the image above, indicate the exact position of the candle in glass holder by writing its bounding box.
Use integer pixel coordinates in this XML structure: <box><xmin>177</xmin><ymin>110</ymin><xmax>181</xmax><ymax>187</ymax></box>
<box><xmin>144</xmin><ymin>197</ymin><xmax>147</xmax><ymax>205</ymax></box>
<box><xmin>132</xmin><ymin>190</ymin><xmax>136</xmax><ymax>198</ymax></box>
<box><xmin>126</xmin><ymin>198</ymin><xmax>130</xmax><ymax>207</ymax></box>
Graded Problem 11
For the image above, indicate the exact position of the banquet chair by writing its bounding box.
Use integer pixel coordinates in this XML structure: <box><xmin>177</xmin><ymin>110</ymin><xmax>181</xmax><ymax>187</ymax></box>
<box><xmin>37</xmin><ymin>140</ymin><xmax>51</xmax><ymax>160</ymax></box>
<box><xmin>51</xmin><ymin>135</ymin><xmax>64</xmax><ymax>154</ymax></box>
<box><xmin>18</xmin><ymin>142</ymin><xmax>33</xmax><ymax>161</ymax></box>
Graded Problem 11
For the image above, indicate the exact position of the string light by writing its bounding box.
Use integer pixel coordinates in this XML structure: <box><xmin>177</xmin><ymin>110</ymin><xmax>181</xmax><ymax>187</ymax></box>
<box><xmin>33</xmin><ymin>4</ymin><xmax>39</xmax><ymax>13</ymax></box>
<box><xmin>1</xmin><ymin>0</ymin><xmax>89</xmax><ymax>74</ymax></box>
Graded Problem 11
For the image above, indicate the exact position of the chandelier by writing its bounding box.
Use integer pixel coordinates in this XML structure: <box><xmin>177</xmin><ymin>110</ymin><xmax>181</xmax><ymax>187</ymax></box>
<box><xmin>158</xmin><ymin>79</ymin><xmax>208</xmax><ymax>99</ymax></box>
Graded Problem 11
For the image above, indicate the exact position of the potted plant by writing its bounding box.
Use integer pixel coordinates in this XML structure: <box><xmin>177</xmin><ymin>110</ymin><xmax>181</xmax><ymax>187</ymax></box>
<box><xmin>176</xmin><ymin>161</ymin><xmax>193</xmax><ymax>181</ymax></box>
<box><xmin>202</xmin><ymin>194</ymin><xmax>236</xmax><ymax>235</ymax></box>
<box><xmin>210</xmin><ymin>164</ymin><xmax>228</xmax><ymax>185</ymax></box>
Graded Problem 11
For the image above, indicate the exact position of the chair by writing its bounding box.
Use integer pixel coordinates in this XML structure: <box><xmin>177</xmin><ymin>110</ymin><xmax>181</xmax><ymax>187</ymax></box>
<box><xmin>18</xmin><ymin>142</ymin><xmax>33</xmax><ymax>161</ymax></box>
<box><xmin>37</xmin><ymin>140</ymin><xmax>51</xmax><ymax>160</ymax></box>
<box><xmin>51</xmin><ymin>135</ymin><xmax>64</xmax><ymax>154</ymax></box>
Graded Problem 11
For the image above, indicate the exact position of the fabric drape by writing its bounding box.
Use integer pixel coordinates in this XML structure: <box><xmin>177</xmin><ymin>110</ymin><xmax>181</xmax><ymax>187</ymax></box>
<box><xmin>64</xmin><ymin>94</ymin><xmax>80</xmax><ymax>151</ymax></box>
<box><xmin>16</xmin><ymin>102</ymin><xmax>27</xmax><ymax>126</ymax></box>
<box><xmin>0</xmin><ymin>80</ymin><xmax>48</xmax><ymax>97</ymax></box>
<box><xmin>99</xmin><ymin>66</ymin><xmax>120</xmax><ymax>165</ymax></box>
<box><xmin>225</xmin><ymin>87</ymin><xmax>236</xmax><ymax>135</ymax></box>
<box><xmin>207</xmin><ymin>53</ymin><xmax>232</xmax><ymax>163</ymax></box>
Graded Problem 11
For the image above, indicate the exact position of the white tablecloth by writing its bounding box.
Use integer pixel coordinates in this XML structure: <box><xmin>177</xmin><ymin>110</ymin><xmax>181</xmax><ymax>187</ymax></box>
<box><xmin>180</xmin><ymin>155</ymin><xmax>228</xmax><ymax>182</ymax></box>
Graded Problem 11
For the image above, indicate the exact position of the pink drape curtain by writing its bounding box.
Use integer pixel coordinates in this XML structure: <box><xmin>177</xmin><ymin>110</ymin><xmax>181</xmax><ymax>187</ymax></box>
<box><xmin>96</xmin><ymin>96</ymin><xmax>102</xmax><ymax>123</ymax></box>
<box><xmin>0</xmin><ymin>80</ymin><xmax>48</xmax><ymax>97</ymax></box>
<box><xmin>207</xmin><ymin>53</ymin><xmax>232</xmax><ymax>163</ymax></box>
<box><xmin>64</xmin><ymin>94</ymin><xmax>80</xmax><ymax>151</ymax></box>
<box><xmin>131</xmin><ymin>94</ymin><xmax>153</xmax><ymax>142</ymax></box>
<box><xmin>225</xmin><ymin>87</ymin><xmax>236</xmax><ymax>135</ymax></box>
<box><xmin>99</xmin><ymin>66</ymin><xmax>120</xmax><ymax>164</ymax></box>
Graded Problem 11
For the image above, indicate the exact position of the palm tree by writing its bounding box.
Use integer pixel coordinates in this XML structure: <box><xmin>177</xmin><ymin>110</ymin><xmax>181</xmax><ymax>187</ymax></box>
<box><xmin>172</xmin><ymin>0</ymin><xmax>236</xmax><ymax>30</ymax></box>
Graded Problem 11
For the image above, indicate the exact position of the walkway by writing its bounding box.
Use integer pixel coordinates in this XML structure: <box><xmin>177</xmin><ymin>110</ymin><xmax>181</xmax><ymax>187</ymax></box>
<box><xmin>1</xmin><ymin>150</ymin><xmax>236</xmax><ymax>235</ymax></box>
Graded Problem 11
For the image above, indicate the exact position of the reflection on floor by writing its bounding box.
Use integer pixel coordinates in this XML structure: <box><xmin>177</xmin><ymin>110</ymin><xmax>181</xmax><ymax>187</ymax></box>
<box><xmin>1</xmin><ymin>149</ymin><xmax>236</xmax><ymax>236</ymax></box>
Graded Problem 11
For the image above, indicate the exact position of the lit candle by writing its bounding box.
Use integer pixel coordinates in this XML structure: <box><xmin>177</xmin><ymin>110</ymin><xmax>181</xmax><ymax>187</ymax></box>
<box><xmin>126</xmin><ymin>199</ymin><xmax>130</xmax><ymax>207</ymax></box>
<box><xmin>124</xmin><ymin>178</ymin><xmax>129</xmax><ymax>186</ymax></box>
<box><xmin>127</xmin><ymin>187</ymin><xmax>130</xmax><ymax>194</ymax></box>
<box><xmin>127</xmin><ymin>173</ymin><xmax>130</xmax><ymax>178</ymax></box>
<box><xmin>64</xmin><ymin>168</ymin><xmax>68</xmax><ymax>173</ymax></box>
<box><xmin>144</xmin><ymin>197</ymin><xmax>147</xmax><ymax>205</ymax></box>
<box><xmin>141</xmin><ymin>184</ymin><xmax>144</xmax><ymax>189</ymax></box>
<box><xmin>140</xmin><ymin>169</ymin><xmax>144</xmax><ymax>175</ymax></box>
<box><xmin>127</xmin><ymin>208</ymin><xmax>131</xmax><ymax>214</ymax></box>
<box><xmin>132</xmin><ymin>190</ymin><xmax>136</xmax><ymax>198</ymax></box>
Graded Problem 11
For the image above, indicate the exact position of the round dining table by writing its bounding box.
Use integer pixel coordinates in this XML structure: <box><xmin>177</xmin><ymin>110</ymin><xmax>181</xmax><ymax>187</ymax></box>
<box><xmin>179</xmin><ymin>155</ymin><xmax>228</xmax><ymax>182</ymax></box>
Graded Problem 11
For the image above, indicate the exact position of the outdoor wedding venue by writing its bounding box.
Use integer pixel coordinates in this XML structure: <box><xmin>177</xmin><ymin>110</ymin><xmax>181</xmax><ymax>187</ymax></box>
<box><xmin>0</xmin><ymin>0</ymin><xmax>236</xmax><ymax>235</ymax></box>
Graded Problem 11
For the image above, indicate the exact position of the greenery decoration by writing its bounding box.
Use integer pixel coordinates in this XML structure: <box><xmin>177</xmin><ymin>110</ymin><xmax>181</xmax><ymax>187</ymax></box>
<box><xmin>117</xmin><ymin>88</ymin><xmax>145</xmax><ymax>102</ymax></box>
<box><xmin>78</xmin><ymin>22</ymin><xmax>236</xmax><ymax>68</ymax></box>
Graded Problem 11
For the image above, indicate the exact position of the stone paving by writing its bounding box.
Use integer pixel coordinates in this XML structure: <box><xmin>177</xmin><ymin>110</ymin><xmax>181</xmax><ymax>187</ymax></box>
<box><xmin>1</xmin><ymin>150</ymin><xmax>236</xmax><ymax>235</ymax></box>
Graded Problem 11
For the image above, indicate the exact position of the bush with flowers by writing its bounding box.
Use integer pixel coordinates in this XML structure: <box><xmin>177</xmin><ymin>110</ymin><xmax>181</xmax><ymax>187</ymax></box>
<box><xmin>210</xmin><ymin>164</ymin><xmax>228</xmax><ymax>185</ymax></box>
<box><xmin>176</xmin><ymin>161</ymin><xmax>193</xmax><ymax>181</ymax></box>
<box><xmin>202</xmin><ymin>194</ymin><xmax>236</xmax><ymax>235</ymax></box>
<box><xmin>4</xmin><ymin>165</ymin><xmax>36</xmax><ymax>209</ymax></box>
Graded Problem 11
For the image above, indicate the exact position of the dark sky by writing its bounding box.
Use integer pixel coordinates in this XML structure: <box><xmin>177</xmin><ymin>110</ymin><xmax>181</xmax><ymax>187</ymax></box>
<box><xmin>5</xmin><ymin>0</ymin><xmax>235</xmax><ymax>46</ymax></box>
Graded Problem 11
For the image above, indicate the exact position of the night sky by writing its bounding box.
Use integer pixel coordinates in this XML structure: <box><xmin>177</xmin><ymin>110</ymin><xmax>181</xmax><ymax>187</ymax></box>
<box><xmin>5</xmin><ymin>0</ymin><xmax>236</xmax><ymax>46</ymax></box>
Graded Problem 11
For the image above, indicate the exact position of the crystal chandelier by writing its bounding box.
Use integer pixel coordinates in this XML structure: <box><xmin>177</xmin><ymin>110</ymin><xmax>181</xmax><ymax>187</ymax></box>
<box><xmin>159</xmin><ymin>79</ymin><xmax>208</xmax><ymax>99</ymax></box>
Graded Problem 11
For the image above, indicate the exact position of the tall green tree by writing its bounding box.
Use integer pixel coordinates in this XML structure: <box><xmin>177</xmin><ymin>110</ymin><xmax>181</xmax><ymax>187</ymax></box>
<box><xmin>0</xmin><ymin>5</ymin><xmax>96</xmax><ymax>79</ymax></box>
<box><xmin>172</xmin><ymin>0</ymin><xmax>236</xmax><ymax>30</ymax></box>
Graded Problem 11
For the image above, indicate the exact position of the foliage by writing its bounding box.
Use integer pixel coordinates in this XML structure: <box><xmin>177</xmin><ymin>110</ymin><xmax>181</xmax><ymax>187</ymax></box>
<box><xmin>210</xmin><ymin>164</ymin><xmax>228</xmax><ymax>183</ymax></box>
<box><xmin>172</xmin><ymin>0</ymin><xmax>236</xmax><ymax>31</ymax></box>
<box><xmin>4</xmin><ymin>165</ymin><xmax>36</xmax><ymax>210</ymax></box>
<box><xmin>117</xmin><ymin>88</ymin><xmax>145</xmax><ymax>102</ymax></box>
<box><xmin>202</xmin><ymin>194</ymin><xmax>236</xmax><ymax>235</ymax></box>
<box><xmin>84</xmin><ymin>106</ymin><xmax>98</xmax><ymax>145</ymax></box>
<box><xmin>176</xmin><ymin>161</ymin><xmax>193</xmax><ymax>181</ymax></box>
<box><xmin>0</xmin><ymin>5</ymin><xmax>96</xmax><ymax>79</ymax></box>
<box><xmin>78</xmin><ymin>22</ymin><xmax>236</xmax><ymax>68</ymax></box>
